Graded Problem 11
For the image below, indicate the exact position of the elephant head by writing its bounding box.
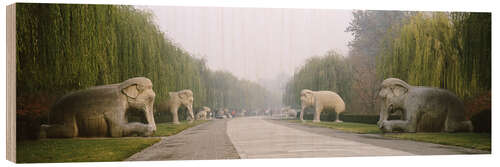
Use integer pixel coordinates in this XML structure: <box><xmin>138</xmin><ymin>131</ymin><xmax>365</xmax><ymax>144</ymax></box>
<box><xmin>120</xmin><ymin>77</ymin><xmax>157</xmax><ymax>133</ymax></box>
<box><xmin>377</xmin><ymin>78</ymin><xmax>409</xmax><ymax>129</ymax></box>
<box><xmin>300</xmin><ymin>89</ymin><xmax>314</xmax><ymax>110</ymax></box>
<box><xmin>178</xmin><ymin>89</ymin><xmax>194</xmax><ymax>120</ymax></box>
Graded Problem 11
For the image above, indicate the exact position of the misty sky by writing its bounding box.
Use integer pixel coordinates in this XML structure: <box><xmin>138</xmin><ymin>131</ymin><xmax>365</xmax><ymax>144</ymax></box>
<box><xmin>138</xmin><ymin>6</ymin><xmax>353</xmax><ymax>82</ymax></box>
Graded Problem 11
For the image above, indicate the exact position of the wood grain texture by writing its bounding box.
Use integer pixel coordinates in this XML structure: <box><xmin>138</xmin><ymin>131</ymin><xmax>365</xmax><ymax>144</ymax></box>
<box><xmin>6</xmin><ymin>3</ymin><xmax>17</xmax><ymax>163</ymax></box>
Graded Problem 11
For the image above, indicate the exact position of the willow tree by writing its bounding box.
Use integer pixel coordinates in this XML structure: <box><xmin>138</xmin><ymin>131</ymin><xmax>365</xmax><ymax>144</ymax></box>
<box><xmin>283</xmin><ymin>51</ymin><xmax>352</xmax><ymax>110</ymax></box>
<box><xmin>377</xmin><ymin>12</ymin><xmax>491</xmax><ymax>99</ymax></box>
<box><xmin>16</xmin><ymin>3</ymin><xmax>278</xmax><ymax>126</ymax></box>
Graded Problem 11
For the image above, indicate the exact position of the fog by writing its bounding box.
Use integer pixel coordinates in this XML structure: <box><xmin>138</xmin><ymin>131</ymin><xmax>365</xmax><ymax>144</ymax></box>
<box><xmin>138</xmin><ymin>6</ymin><xmax>353</xmax><ymax>83</ymax></box>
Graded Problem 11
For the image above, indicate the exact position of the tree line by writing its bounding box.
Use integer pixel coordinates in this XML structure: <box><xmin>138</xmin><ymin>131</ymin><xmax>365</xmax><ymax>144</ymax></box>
<box><xmin>16</xmin><ymin>4</ymin><xmax>276</xmax><ymax>125</ymax></box>
<box><xmin>283</xmin><ymin>11</ymin><xmax>491</xmax><ymax>116</ymax></box>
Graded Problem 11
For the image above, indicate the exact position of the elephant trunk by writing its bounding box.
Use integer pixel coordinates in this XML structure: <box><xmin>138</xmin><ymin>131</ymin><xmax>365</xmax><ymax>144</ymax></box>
<box><xmin>145</xmin><ymin>102</ymin><xmax>157</xmax><ymax>132</ymax></box>
<box><xmin>187</xmin><ymin>105</ymin><xmax>194</xmax><ymax>122</ymax></box>
<box><xmin>377</xmin><ymin>102</ymin><xmax>392</xmax><ymax>128</ymax></box>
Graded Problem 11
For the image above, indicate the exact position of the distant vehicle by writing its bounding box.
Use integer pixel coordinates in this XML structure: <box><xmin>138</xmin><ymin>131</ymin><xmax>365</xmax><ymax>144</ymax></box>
<box><xmin>215</xmin><ymin>114</ymin><xmax>227</xmax><ymax>119</ymax></box>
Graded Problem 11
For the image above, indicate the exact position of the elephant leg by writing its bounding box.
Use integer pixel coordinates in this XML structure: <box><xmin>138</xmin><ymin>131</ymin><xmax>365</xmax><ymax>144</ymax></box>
<box><xmin>107</xmin><ymin>119</ymin><xmax>154</xmax><ymax>137</ymax></box>
<box><xmin>313</xmin><ymin>106</ymin><xmax>322</xmax><ymax>123</ymax></box>
<box><xmin>45</xmin><ymin>116</ymin><xmax>78</xmax><ymax>138</ymax></box>
<box><xmin>122</xmin><ymin>122</ymin><xmax>155</xmax><ymax>136</ymax></box>
<box><xmin>187</xmin><ymin>110</ymin><xmax>195</xmax><ymax>123</ymax></box>
<box><xmin>382</xmin><ymin>119</ymin><xmax>418</xmax><ymax>132</ymax></box>
<box><xmin>335</xmin><ymin>112</ymin><xmax>343</xmax><ymax>123</ymax></box>
<box><xmin>44</xmin><ymin>124</ymin><xmax>77</xmax><ymax>138</ymax></box>
<box><xmin>171</xmin><ymin>107</ymin><xmax>180</xmax><ymax>124</ymax></box>
<box><xmin>444</xmin><ymin>119</ymin><xmax>473</xmax><ymax>132</ymax></box>
<box><xmin>300</xmin><ymin>108</ymin><xmax>305</xmax><ymax>122</ymax></box>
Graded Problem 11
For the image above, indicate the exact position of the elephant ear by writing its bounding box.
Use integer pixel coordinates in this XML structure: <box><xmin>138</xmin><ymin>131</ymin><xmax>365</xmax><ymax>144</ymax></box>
<box><xmin>392</xmin><ymin>85</ymin><xmax>407</xmax><ymax>97</ymax></box>
<box><xmin>301</xmin><ymin>89</ymin><xmax>312</xmax><ymax>97</ymax></box>
<box><xmin>123</xmin><ymin>84</ymin><xmax>140</xmax><ymax>99</ymax></box>
<box><xmin>388</xmin><ymin>78</ymin><xmax>409</xmax><ymax>97</ymax></box>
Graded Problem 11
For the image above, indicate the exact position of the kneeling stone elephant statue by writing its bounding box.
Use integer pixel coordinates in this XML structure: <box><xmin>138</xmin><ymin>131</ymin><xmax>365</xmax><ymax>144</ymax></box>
<box><xmin>300</xmin><ymin>89</ymin><xmax>345</xmax><ymax>122</ymax></box>
<box><xmin>41</xmin><ymin>77</ymin><xmax>157</xmax><ymax>138</ymax></box>
<box><xmin>377</xmin><ymin>78</ymin><xmax>473</xmax><ymax>133</ymax></box>
<box><xmin>196</xmin><ymin>106</ymin><xmax>211</xmax><ymax>120</ymax></box>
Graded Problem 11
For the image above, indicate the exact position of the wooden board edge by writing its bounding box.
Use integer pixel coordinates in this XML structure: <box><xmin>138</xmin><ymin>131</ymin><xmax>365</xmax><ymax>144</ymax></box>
<box><xmin>6</xmin><ymin>3</ymin><xmax>17</xmax><ymax>163</ymax></box>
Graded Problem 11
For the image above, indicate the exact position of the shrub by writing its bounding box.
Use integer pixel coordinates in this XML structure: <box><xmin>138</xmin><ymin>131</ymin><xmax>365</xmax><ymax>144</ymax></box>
<box><xmin>471</xmin><ymin>109</ymin><xmax>491</xmax><ymax>133</ymax></box>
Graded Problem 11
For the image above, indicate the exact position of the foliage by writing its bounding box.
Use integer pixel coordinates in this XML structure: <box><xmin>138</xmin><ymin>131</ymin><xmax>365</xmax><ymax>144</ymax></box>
<box><xmin>345</xmin><ymin>10</ymin><xmax>409</xmax><ymax>115</ymax></box>
<box><xmin>283</xmin><ymin>51</ymin><xmax>352</xmax><ymax>110</ymax></box>
<box><xmin>470</xmin><ymin>109</ymin><xmax>491</xmax><ymax>133</ymax></box>
<box><xmin>377</xmin><ymin>12</ymin><xmax>491</xmax><ymax>100</ymax></box>
<box><xmin>16</xmin><ymin>3</ymin><xmax>277</xmax><ymax>129</ymax></box>
<box><xmin>340</xmin><ymin>114</ymin><xmax>400</xmax><ymax>124</ymax></box>
<box><xmin>385</xmin><ymin>133</ymin><xmax>491</xmax><ymax>151</ymax></box>
<box><xmin>16</xmin><ymin>138</ymin><xmax>161</xmax><ymax>163</ymax></box>
<box><xmin>153</xmin><ymin>120</ymin><xmax>209</xmax><ymax>137</ymax></box>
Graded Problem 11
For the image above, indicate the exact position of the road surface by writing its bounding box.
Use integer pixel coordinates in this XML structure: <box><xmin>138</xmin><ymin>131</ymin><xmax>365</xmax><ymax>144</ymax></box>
<box><xmin>127</xmin><ymin>116</ymin><xmax>488</xmax><ymax>161</ymax></box>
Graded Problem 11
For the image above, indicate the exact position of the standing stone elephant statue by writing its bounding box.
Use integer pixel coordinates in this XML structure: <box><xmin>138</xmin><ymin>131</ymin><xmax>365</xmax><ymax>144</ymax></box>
<box><xmin>41</xmin><ymin>77</ymin><xmax>157</xmax><ymax>138</ymax></box>
<box><xmin>300</xmin><ymin>89</ymin><xmax>345</xmax><ymax>122</ymax></box>
<box><xmin>377</xmin><ymin>78</ymin><xmax>473</xmax><ymax>133</ymax></box>
<box><xmin>196</xmin><ymin>106</ymin><xmax>211</xmax><ymax>120</ymax></box>
<box><xmin>161</xmin><ymin>89</ymin><xmax>194</xmax><ymax>124</ymax></box>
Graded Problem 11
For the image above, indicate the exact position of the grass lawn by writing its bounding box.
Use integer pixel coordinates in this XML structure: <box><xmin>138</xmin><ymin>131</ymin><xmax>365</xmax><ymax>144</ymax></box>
<box><xmin>17</xmin><ymin>138</ymin><xmax>160</xmax><ymax>163</ymax></box>
<box><xmin>384</xmin><ymin>133</ymin><xmax>491</xmax><ymax>151</ymax></box>
<box><xmin>286</xmin><ymin>119</ymin><xmax>491</xmax><ymax>151</ymax></box>
<box><xmin>16</xmin><ymin>120</ymin><xmax>210</xmax><ymax>163</ymax></box>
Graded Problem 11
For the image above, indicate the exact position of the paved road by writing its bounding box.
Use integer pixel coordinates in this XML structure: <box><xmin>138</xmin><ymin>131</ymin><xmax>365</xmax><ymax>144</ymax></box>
<box><xmin>127</xmin><ymin>116</ymin><xmax>488</xmax><ymax>161</ymax></box>
<box><xmin>127</xmin><ymin>120</ymin><xmax>239</xmax><ymax>161</ymax></box>
<box><xmin>227</xmin><ymin>117</ymin><xmax>414</xmax><ymax>158</ymax></box>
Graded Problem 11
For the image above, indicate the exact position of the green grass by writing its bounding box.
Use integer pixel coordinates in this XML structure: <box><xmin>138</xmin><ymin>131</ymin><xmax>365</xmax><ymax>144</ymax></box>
<box><xmin>154</xmin><ymin>120</ymin><xmax>210</xmax><ymax>137</ymax></box>
<box><xmin>287</xmin><ymin>120</ymin><xmax>382</xmax><ymax>134</ymax></box>
<box><xmin>16</xmin><ymin>120</ymin><xmax>210</xmax><ymax>163</ymax></box>
<box><xmin>286</xmin><ymin>120</ymin><xmax>491</xmax><ymax>151</ymax></box>
<box><xmin>384</xmin><ymin>133</ymin><xmax>491</xmax><ymax>151</ymax></box>
<box><xmin>16</xmin><ymin>138</ymin><xmax>161</xmax><ymax>163</ymax></box>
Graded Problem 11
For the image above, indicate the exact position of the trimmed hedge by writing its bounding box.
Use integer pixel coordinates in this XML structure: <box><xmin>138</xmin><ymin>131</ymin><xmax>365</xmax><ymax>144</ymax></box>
<box><xmin>298</xmin><ymin>110</ymin><xmax>400</xmax><ymax>125</ymax></box>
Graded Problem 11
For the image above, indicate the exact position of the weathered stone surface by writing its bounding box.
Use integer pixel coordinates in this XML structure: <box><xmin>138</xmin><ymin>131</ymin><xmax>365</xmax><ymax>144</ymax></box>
<box><xmin>41</xmin><ymin>77</ymin><xmax>156</xmax><ymax>138</ymax></box>
<box><xmin>378</xmin><ymin>78</ymin><xmax>473</xmax><ymax>132</ymax></box>
<box><xmin>196</xmin><ymin>106</ymin><xmax>211</xmax><ymax>120</ymax></box>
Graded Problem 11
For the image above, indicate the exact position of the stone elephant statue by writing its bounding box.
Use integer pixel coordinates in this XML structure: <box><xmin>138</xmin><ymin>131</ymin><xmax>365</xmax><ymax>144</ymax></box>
<box><xmin>377</xmin><ymin>78</ymin><xmax>473</xmax><ymax>133</ymax></box>
<box><xmin>41</xmin><ymin>77</ymin><xmax>157</xmax><ymax>138</ymax></box>
<box><xmin>161</xmin><ymin>89</ymin><xmax>194</xmax><ymax>124</ymax></box>
<box><xmin>196</xmin><ymin>106</ymin><xmax>211</xmax><ymax>120</ymax></box>
<box><xmin>300</xmin><ymin>89</ymin><xmax>345</xmax><ymax>122</ymax></box>
<box><xmin>282</xmin><ymin>107</ymin><xmax>297</xmax><ymax>119</ymax></box>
